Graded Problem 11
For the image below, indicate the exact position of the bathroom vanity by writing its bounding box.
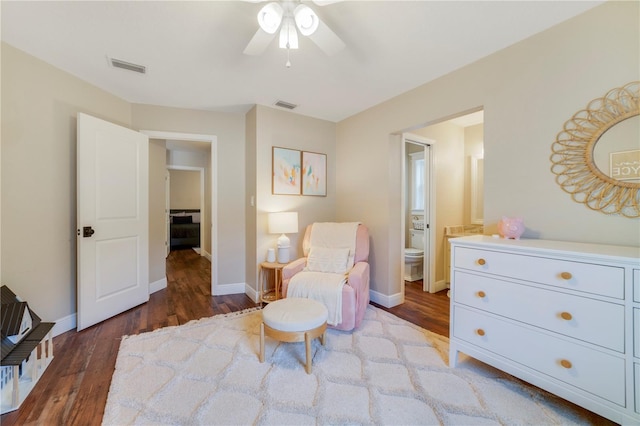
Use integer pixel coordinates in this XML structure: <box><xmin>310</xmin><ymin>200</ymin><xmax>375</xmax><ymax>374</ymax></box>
<box><xmin>449</xmin><ymin>235</ymin><xmax>640</xmax><ymax>424</ymax></box>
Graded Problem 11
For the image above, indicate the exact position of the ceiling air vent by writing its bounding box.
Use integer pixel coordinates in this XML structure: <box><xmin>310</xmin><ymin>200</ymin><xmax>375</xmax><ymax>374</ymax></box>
<box><xmin>274</xmin><ymin>100</ymin><xmax>297</xmax><ymax>110</ymax></box>
<box><xmin>109</xmin><ymin>57</ymin><xmax>146</xmax><ymax>74</ymax></box>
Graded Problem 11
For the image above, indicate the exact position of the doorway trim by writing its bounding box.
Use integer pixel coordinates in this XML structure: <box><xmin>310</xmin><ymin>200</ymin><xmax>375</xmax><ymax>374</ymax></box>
<box><xmin>401</xmin><ymin>133</ymin><xmax>436</xmax><ymax>293</ymax></box>
<box><xmin>140</xmin><ymin>130</ymin><xmax>218</xmax><ymax>296</ymax></box>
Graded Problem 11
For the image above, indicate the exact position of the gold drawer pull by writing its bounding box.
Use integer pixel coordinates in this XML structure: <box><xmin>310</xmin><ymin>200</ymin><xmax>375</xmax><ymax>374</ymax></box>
<box><xmin>477</xmin><ymin>291</ymin><xmax>486</xmax><ymax>298</ymax></box>
<box><xmin>477</xmin><ymin>258</ymin><xmax>486</xmax><ymax>266</ymax></box>
<box><xmin>476</xmin><ymin>328</ymin><xmax>485</xmax><ymax>336</ymax></box>
<box><xmin>560</xmin><ymin>272</ymin><xmax>572</xmax><ymax>280</ymax></box>
<box><xmin>560</xmin><ymin>359</ymin><xmax>572</xmax><ymax>369</ymax></box>
<box><xmin>560</xmin><ymin>311</ymin><xmax>573</xmax><ymax>321</ymax></box>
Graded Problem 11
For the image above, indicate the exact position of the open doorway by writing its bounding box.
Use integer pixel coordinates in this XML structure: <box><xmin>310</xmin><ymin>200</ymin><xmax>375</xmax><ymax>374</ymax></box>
<box><xmin>398</xmin><ymin>110</ymin><xmax>484</xmax><ymax>301</ymax></box>
<box><xmin>141</xmin><ymin>130</ymin><xmax>219</xmax><ymax>296</ymax></box>
<box><xmin>402</xmin><ymin>134</ymin><xmax>436</xmax><ymax>295</ymax></box>
<box><xmin>167</xmin><ymin>166</ymin><xmax>204</xmax><ymax>254</ymax></box>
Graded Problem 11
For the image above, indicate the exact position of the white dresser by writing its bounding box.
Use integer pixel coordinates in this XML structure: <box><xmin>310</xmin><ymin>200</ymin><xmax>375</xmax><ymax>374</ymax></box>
<box><xmin>449</xmin><ymin>235</ymin><xmax>640</xmax><ymax>424</ymax></box>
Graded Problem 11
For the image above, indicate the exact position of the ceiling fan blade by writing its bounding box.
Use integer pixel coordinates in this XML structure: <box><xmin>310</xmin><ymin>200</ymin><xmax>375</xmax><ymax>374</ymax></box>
<box><xmin>243</xmin><ymin>28</ymin><xmax>276</xmax><ymax>56</ymax></box>
<box><xmin>307</xmin><ymin>20</ymin><xmax>345</xmax><ymax>56</ymax></box>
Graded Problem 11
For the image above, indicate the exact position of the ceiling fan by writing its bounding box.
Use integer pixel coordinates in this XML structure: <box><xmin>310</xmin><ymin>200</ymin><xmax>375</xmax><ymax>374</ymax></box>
<box><xmin>243</xmin><ymin>0</ymin><xmax>345</xmax><ymax>63</ymax></box>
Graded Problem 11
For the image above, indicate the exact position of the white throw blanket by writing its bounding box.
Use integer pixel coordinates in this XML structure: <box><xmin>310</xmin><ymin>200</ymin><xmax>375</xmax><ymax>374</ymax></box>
<box><xmin>288</xmin><ymin>271</ymin><xmax>346</xmax><ymax>326</ymax></box>
<box><xmin>308</xmin><ymin>222</ymin><xmax>360</xmax><ymax>269</ymax></box>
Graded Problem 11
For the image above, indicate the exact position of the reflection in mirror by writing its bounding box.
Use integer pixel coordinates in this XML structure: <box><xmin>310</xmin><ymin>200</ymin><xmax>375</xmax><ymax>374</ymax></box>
<box><xmin>593</xmin><ymin>116</ymin><xmax>640</xmax><ymax>183</ymax></box>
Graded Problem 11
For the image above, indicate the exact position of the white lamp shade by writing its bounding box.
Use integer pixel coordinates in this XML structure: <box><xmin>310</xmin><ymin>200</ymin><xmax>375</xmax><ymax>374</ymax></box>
<box><xmin>257</xmin><ymin>2</ymin><xmax>283</xmax><ymax>34</ymax></box>
<box><xmin>268</xmin><ymin>212</ymin><xmax>298</xmax><ymax>234</ymax></box>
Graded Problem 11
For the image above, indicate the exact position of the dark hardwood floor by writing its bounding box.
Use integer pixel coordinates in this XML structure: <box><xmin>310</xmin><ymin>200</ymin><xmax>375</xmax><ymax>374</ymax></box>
<box><xmin>372</xmin><ymin>280</ymin><xmax>451</xmax><ymax>337</ymax></box>
<box><xmin>1</xmin><ymin>251</ymin><xmax>608</xmax><ymax>425</ymax></box>
<box><xmin>0</xmin><ymin>249</ymin><xmax>259</xmax><ymax>426</ymax></box>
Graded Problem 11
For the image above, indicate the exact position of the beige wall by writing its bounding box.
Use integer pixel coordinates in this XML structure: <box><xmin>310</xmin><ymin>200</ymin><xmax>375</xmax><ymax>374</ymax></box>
<box><xmin>336</xmin><ymin>2</ymin><xmax>640</xmax><ymax>305</ymax></box>
<box><xmin>245</xmin><ymin>107</ymin><xmax>258</xmax><ymax>293</ymax></box>
<box><xmin>1</xmin><ymin>42</ymin><xmax>133</xmax><ymax>322</ymax></box>
<box><xmin>169</xmin><ymin>169</ymin><xmax>200</xmax><ymax>210</ymax></box>
<box><xmin>248</xmin><ymin>105</ymin><xmax>336</xmax><ymax>299</ymax></box>
<box><xmin>131</xmin><ymin>104</ymin><xmax>245</xmax><ymax>287</ymax></box>
<box><xmin>149</xmin><ymin>139</ymin><xmax>168</xmax><ymax>285</ymax></box>
<box><xmin>413</xmin><ymin>122</ymin><xmax>465</xmax><ymax>284</ymax></box>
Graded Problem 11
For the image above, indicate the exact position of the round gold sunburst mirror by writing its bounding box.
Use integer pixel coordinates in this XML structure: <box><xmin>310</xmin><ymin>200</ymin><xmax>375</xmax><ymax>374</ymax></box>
<box><xmin>550</xmin><ymin>81</ymin><xmax>640</xmax><ymax>217</ymax></box>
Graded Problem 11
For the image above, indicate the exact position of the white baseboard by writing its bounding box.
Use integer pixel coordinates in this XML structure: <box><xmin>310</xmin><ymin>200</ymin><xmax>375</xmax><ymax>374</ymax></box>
<box><xmin>245</xmin><ymin>284</ymin><xmax>260</xmax><ymax>303</ymax></box>
<box><xmin>212</xmin><ymin>282</ymin><xmax>245</xmax><ymax>296</ymax></box>
<box><xmin>202</xmin><ymin>250</ymin><xmax>212</xmax><ymax>261</ymax></box>
<box><xmin>431</xmin><ymin>279</ymin><xmax>448</xmax><ymax>293</ymax></box>
<box><xmin>369</xmin><ymin>289</ymin><xmax>404</xmax><ymax>308</ymax></box>
<box><xmin>150</xmin><ymin>277</ymin><xmax>167</xmax><ymax>294</ymax></box>
<box><xmin>52</xmin><ymin>313</ymin><xmax>76</xmax><ymax>337</ymax></box>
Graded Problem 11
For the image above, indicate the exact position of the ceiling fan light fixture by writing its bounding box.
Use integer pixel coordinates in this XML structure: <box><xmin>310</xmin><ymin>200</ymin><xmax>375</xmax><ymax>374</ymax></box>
<box><xmin>279</xmin><ymin>17</ymin><xmax>298</xmax><ymax>49</ymax></box>
<box><xmin>294</xmin><ymin>4</ymin><xmax>319</xmax><ymax>36</ymax></box>
<box><xmin>257</xmin><ymin>2</ymin><xmax>283</xmax><ymax>34</ymax></box>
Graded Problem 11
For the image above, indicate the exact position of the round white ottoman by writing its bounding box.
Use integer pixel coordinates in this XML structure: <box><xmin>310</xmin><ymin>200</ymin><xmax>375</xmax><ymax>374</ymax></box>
<box><xmin>260</xmin><ymin>298</ymin><xmax>328</xmax><ymax>374</ymax></box>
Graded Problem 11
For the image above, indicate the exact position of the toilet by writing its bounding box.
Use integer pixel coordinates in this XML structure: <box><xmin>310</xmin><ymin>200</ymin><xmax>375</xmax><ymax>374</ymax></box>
<box><xmin>404</xmin><ymin>229</ymin><xmax>424</xmax><ymax>281</ymax></box>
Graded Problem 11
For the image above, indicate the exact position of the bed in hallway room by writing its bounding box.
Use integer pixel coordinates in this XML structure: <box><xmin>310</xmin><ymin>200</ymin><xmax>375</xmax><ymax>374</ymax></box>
<box><xmin>169</xmin><ymin>209</ymin><xmax>200</xmax><ymax>249</ymax></box>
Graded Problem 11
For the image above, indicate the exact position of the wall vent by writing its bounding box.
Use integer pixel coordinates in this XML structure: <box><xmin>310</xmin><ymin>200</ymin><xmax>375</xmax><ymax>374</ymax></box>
<box><xmin>110</xmin><ymin>58</ymin><xmax>146</xmax><ymax>74</ymax></box>
<box><xmin>274</xmin><ymin>100</ymin><xmax>297</xmax><ymax>110</ymax></box>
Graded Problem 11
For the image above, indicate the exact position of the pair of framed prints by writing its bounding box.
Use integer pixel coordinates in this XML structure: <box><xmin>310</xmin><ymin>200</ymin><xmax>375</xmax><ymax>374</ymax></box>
<box><xmin>272</xmin><ymin>146</ymin><xmax>327</xmax><ymax>196</ymax></box>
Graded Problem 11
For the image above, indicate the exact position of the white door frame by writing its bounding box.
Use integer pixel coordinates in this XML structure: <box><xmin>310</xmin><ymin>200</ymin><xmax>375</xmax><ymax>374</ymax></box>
<box><xmin>165</xmin><ymin>170</ymin><xmax>170</xmax><ymax>258</ymax></box>
<box><xmin>401</xmin><ymin>133</ymin><xmax>436</xmax><ymax>293</ymax></box>
<box><xmin>167</xmin><ymin>165</ymin><xmax>205</xmax><ymax>254</ymax></box>
<box><xmin>140</xmin><ymin>130</ymin><xmax>218</xmax><ymax>296</ymax></box>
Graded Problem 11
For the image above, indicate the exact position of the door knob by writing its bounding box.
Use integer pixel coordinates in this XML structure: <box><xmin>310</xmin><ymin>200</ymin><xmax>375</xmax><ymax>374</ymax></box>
<box><xmin>83</xmin><ymin>226</ymin><xmax>95</xmax><ymax>238</ymax></box>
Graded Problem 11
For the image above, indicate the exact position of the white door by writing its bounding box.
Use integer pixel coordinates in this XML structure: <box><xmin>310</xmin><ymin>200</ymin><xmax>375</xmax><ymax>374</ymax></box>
<box><xmin>77</xmin><ymin>113</ymin><xmax>149</xmax><ymax>331</ymax></box>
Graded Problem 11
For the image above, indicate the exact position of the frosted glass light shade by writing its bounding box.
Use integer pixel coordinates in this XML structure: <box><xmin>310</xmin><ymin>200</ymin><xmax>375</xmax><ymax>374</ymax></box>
<box><xmin>294</xmin><ymin>4</ymin><xmax>319</xmax><ymax>36</ymax></box>
<box><xmin>258</xmin><ymin>2</ymin><xmax>283</xmax><ymax>34</ymax></box>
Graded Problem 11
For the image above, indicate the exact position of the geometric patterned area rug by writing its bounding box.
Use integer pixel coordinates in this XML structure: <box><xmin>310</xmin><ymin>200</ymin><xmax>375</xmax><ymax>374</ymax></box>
<box><xmin>102</xmin><ymin>305</ymin><xmax>606</xmax><ymax>425</ymax></box>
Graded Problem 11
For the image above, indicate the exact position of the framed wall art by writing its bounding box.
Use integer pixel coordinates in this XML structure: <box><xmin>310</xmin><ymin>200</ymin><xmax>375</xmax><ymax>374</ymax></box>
<box><xmin>302</xmin><ymin>151</ymin><xmax>327</xmax><ymax>196</ymax></box>
<box><xmin>272</xmin><ymin>147</ymin><xmax>301</xmax><ymax>195</ymax></box>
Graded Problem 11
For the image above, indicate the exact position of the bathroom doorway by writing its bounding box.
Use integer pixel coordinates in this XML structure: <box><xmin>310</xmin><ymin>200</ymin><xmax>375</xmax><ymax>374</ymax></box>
<box><xmin>402</xmin><ymin>133</ymin><xmax>436</xmax><ymax>293</ymax></box>
<box><xmin>397</xmin><ymin>110</ymin><xmax>484</xmax><ymax>303</ymax></box>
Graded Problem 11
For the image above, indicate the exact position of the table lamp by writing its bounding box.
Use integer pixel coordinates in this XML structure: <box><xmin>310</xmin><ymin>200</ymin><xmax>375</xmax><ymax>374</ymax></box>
<box><xmin>268</xmin><ymin>211</ymin><xmax>298</xmax><ymax>263</ymax></box>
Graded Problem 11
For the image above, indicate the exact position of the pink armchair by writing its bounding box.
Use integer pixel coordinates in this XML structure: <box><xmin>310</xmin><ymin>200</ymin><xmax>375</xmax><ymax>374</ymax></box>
<box><xmin>281</xmin><ymin>224</ymin><xmax>370</xmax><ymax>331</ymax></box>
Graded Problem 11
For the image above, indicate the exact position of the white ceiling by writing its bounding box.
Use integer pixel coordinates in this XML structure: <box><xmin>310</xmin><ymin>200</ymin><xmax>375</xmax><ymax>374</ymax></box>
<box><xmin>1</xmin><ymin>1</ymin><xmax>603</xmax><ymax>123</ymax></box>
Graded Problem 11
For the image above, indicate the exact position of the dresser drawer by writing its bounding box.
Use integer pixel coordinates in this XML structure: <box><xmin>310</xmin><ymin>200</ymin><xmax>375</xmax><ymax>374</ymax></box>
<box><xmin>635</xmin><ymin>308</ymin><xmax>640</xmax><ymax>359</ymax></box>
<box><xmin>454</xmin><ymin>247</ymin><xmax>624</xmax><ymax>299</ymax></box>
<box><xmin>454</xmin><ymin>271</ymin><xmax>624</xmax><ymax>352</ymax></box>
<box><xmin>635</xmin><ymin>363</ymin><xmax>640</xmax><ymax>414</ymax></box>
<box><xmin>452</xmin><ymin>306</ymin><xmax>626</xmax><ymax>406</ymax></box>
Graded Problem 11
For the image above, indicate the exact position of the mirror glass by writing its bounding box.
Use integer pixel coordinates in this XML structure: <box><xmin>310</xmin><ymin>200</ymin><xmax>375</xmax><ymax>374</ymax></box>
<box><xmin>470</xmin><ymin>156</ymin><xmax>484</xmax><ymax>224</ymax></box>
<box><xmin>592</xmin><ymin>115</ymin><xmax>640</xmax><ymax>183</ymax></box>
